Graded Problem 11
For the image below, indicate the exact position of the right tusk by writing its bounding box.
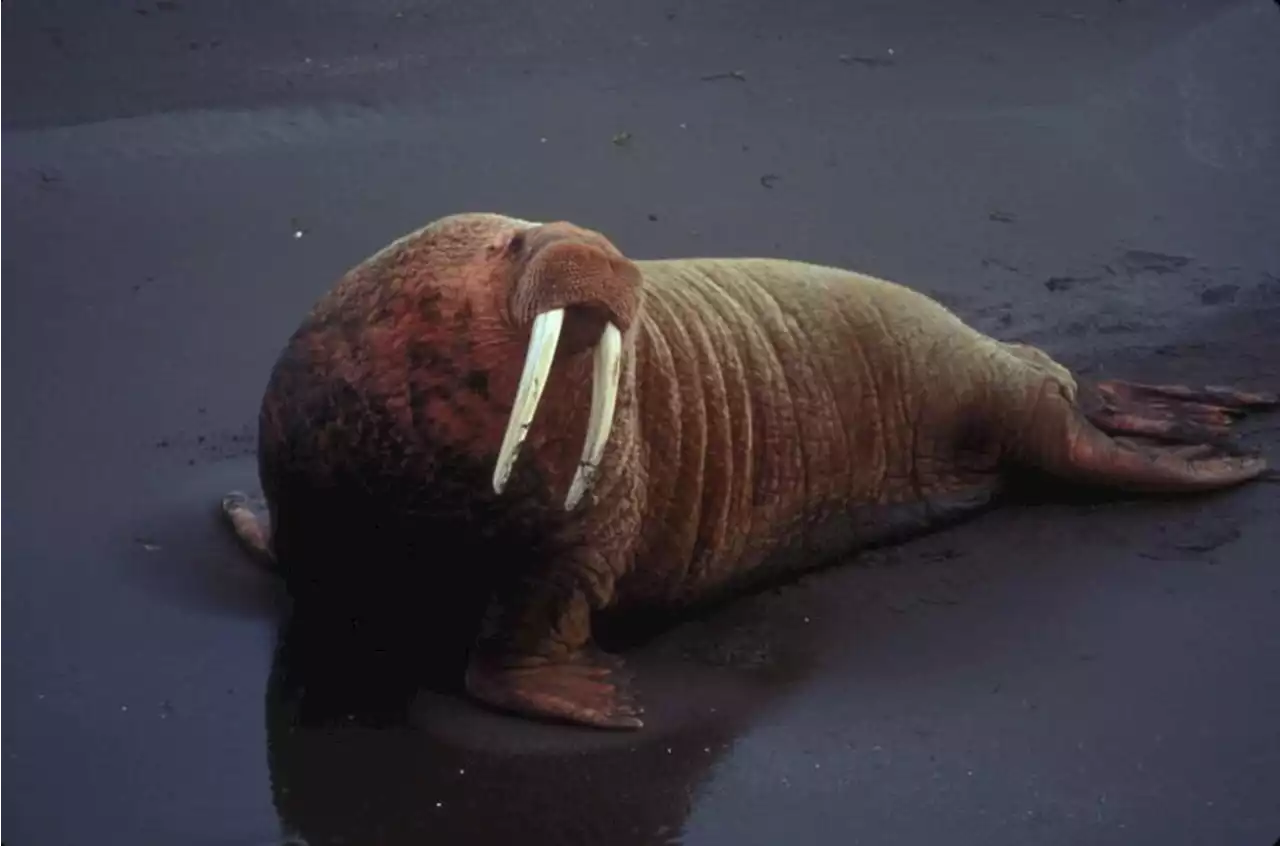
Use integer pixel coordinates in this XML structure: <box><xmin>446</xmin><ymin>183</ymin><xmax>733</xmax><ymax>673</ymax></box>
<box><xmin>492</xmin><ymin>308</ymin><xmax>565</xmax><ymax>496</ymax></box>
<box><xmin>564</xmin><ymin>322</ymin><xmax>623</xmax><ymax>510</ymax></box>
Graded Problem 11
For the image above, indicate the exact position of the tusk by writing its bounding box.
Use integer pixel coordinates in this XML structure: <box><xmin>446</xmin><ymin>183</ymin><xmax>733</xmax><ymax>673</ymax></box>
<box><xmin>564</xmin><ymin>322</ymin><xmax>623</xmax><ymax>510</ymax></box>
<box><xmin>492</xmin><ymin>309</ymin><xmax>565</xmax><ymax>496</ymax></box>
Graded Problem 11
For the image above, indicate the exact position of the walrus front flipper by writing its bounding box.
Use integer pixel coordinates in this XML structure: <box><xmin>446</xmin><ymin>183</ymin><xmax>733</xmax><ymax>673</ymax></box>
<box><xmin>466</xmin><ymin>651</ymin><xmax>642</xmax><ymax>731</ymax></box>
<box><xmin>465</xmin><ymin>585</ymin><xmax>644</xmax><ymax>730</ymax></box>
<box><xmin>220</xmin><ymin>491</ymin><xmax>276</xmax><ymax>569</ymax></box>
<box><xmin>1026</xmin><ymin>380</ymin><xmax>1276</xmax><ymax>492</ymax></box>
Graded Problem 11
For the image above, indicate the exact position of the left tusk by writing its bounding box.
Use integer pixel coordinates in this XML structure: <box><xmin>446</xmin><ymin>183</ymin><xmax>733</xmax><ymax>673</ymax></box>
<box><xmin>564</xmin><ymin>322</ymin><xmax>623</xmax><ymax>510</ymax></box>
<box><xmin>492</xmin><ymin>309</ymin><xmax>565</xmax><ymax>496</ymax></box>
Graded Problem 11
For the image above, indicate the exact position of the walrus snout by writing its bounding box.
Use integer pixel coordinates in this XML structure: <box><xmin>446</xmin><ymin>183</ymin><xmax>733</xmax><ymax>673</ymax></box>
<box><xmin>491</xmin><ymin>225</ymin><xmax>641</xmax><ymax>512</ymax></box>
<box><xmin>508</xmin><ymin>222</ymin><xmax>642</xmax><ymax>332</ymax></box>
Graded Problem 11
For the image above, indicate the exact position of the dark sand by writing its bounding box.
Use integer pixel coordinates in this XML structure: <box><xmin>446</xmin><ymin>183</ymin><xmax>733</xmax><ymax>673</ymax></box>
<box><xmin>4</xmin><ymin>1</ymin><xmax>1279</xmax><ymax>844</ymax></box>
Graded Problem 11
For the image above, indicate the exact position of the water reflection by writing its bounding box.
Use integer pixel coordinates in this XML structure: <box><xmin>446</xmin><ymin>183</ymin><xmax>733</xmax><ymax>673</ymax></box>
<box><xmin>261</xmin><ymin>593</ymin><xmax>815</xmax><ymax>846</ymax></box>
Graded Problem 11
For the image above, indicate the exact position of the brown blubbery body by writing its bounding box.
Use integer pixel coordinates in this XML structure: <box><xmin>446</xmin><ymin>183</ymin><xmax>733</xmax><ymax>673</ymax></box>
<box><xmin>223</xmin><ymin>213</ymin><xmax>1276</xmax><ymax>729</ymax></box>
<box><xmin>608</xmin><ymin>258</ymin><xmax>1066</xmax><ymax>609</ymax></box>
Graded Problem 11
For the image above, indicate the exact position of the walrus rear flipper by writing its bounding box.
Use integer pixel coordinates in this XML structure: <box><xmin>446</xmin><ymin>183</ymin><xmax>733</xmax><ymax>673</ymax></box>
<box><xmin>1028</xmin><ymin>379</ymin><xmax>1277</xmax><ymax>493</ymax></box>
<box><xmin>220</xmin><ymin>491</ymin><xmax>277</xmax><ymax>571</ymax></box>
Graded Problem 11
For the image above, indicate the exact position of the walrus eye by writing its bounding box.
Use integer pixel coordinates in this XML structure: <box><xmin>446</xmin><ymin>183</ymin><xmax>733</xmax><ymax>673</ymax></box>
<box><xmin>506</xmin><ymin>231</ymin><xmax>526</xmax><ymax>256</ymax></box>
<box><xmin>491</xmin><ymin>310</ymin><xmax>623</xmax><ymax>511</ymax></box>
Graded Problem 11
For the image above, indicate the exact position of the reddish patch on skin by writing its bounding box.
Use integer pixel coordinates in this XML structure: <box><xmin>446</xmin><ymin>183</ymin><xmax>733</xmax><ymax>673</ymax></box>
<box><xmin>259</xmin><ymin>214</ymin><xmax>643</xmax><ymax>504</ymax></box>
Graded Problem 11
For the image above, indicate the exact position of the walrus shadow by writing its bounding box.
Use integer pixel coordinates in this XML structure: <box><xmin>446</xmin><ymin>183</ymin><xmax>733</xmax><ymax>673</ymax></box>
<box><xmin>257</xmin><ymin>475</ymin><xmax>835</xmax><ymax>843</ymax></box>
<box><xmin>262</xmin><ymin>587</ymin><xmax>816</xmax><ymax>846</ymax></box>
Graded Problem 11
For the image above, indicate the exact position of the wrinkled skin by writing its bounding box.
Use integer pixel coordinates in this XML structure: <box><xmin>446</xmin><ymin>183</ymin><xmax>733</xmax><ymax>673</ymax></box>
<box><xmin>222</xmin><ymin>212</ymin><xmax>1277</xmax><ymax>730</ymax></box>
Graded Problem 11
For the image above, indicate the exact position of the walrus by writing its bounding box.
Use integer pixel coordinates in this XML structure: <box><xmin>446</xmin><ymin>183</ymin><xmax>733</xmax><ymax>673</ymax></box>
<box><xmin>221</xmin><ymin>212</ymin><xmax>1277</xmax><ymax>730</ymax></box>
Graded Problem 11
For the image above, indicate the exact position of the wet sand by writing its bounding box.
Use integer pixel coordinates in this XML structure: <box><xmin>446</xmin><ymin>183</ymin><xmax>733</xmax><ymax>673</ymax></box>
<box><xmin>4</xmin><ymin>1</ymin><xmax>1279</xmax><ymax>844</ymax></box>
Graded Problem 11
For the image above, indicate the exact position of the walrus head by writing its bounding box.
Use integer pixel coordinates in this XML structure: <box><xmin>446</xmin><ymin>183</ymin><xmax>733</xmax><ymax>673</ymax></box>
<box><xmin>396</xmin><ymin>213</ymin><xmax>644</xmax><ymax>512</ymax></box>
<box><xmin>488</xmin><ymin>217</ymin><xmax>642</xmax><ymax>510</ymax></box>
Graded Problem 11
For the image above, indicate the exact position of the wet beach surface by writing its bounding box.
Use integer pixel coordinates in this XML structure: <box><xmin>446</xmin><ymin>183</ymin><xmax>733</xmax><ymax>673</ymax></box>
<box><xmin>4</xmin><ymin>1</ymin><xmax>1280</xmax><ymax>844</ymax></box>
